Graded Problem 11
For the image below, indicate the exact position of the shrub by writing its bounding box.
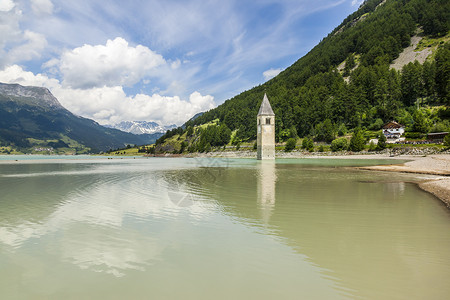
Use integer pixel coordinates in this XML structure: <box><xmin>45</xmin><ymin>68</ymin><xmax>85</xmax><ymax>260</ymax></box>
<box><xmin>186</xmin><ymin>126</ymin><xmax>194</xmax><ymax>136</ymax></box>
<box><xmin>179</xmin><ymin>141</ymin><xmax>188</xmax><ymax>153</ymax></box>
<box><xmin>349</xmin><ymin>128</ymin><xmax>366</xmax><ymax>152</ymax></box>
<box><xmin>330</xmin><ymin>137</ymin><xmax>348</xmax><ymax>152</ymax></box>
<box><xmin>376</xmin><ymin>132</ymin><xmax>386</xmax><ymax>151</ymax></box>
<box><xmin>412</xmin><ymin>110</ymin><xmax>430</xmax><ymax>133</ymax></box>
<box><xmin>405</xmin><ymin>132</ymin><xmax>425</xmax><ymax>139</ymax></box>
<box><xmin>369</xmin><ymin>118</ymin><xmax>384</xmax><ymax>131</ymax></box>
<box><xmin>302</xmin><ymin>137</ymin><xmax>314</xmax><ymax>152</ymax></box>
<box><xmin>337</xmin><ymin>123</ymin><xmax>347</xmax><ymax>136</ymax></box>
<box><xmin>315</xmin><ymin>119</ymin><xmax>335</xmax><ymax>143</ymax></box>
<box><xmin>280</xmin><ymin>129</ymin><xmax>291</xmax><ymax>141</ymax></box>
<box><xmin>285</xmin><ymin>138</ymin><xmax>297</xmax><ymax>152</ymax></box>
<box><xmin>204</xmin><ymin>143</ymin><xmax>211</xmax><ymax>153</ymax></box>
<box><xmin>444</xmin><ymin>134</ymin><xmax>450</xmax><ymax>147</ymax></box>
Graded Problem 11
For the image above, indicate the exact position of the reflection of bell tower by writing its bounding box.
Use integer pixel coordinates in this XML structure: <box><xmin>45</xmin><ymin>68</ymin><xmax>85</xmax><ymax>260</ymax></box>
<box><xmin>257</xmin><ymin>94</ymin><xmax>275</xmax><ymax>160</ymax></box>
<box><xmin>257</xmin><ymin>161</ymin><xmax>276</xmax><ymax>223</ymax></box>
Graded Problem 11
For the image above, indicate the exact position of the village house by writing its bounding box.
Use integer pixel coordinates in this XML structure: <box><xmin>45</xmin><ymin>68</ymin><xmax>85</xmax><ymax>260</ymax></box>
<box><xmin>427</xmin><ymin>132</ymin><xmax>449</xmax><ymax>144</ymax></box>
<box><xmin>382</xmin><ymin>121</ymin><xmax>405</xmax><ymax>143</ymax></box>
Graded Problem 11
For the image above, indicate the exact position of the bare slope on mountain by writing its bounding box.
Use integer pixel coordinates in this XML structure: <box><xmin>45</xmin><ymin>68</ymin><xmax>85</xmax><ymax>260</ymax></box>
<box><xmin>391</xmin><ymin>31</ymin><xmax>450</xmax><ymax>70</ymax></box>
<box><xmin>156</xmin><ymin>0</ymin><xmax>449</xmax><ymax>150</ymax></box>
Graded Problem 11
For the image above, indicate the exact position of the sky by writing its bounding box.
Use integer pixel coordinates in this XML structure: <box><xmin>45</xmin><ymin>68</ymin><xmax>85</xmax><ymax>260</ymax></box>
<box><xmin>0</xmin><ymin>0</ymin><xmax>363</xmax><ymax>126</ymax></box>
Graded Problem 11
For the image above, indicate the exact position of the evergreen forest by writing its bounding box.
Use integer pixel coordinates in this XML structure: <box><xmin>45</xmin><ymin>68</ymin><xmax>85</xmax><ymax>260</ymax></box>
<box><xmin>156</xmin><ymin>0</ymin><xmax>449</xmax><ymax>151</ymax></box>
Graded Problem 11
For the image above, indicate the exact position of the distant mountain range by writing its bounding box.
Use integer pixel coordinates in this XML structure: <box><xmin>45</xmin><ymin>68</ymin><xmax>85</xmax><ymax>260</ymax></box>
<box><xmin>0</xmin><ymin>83</ymin><xmax>161</xmax><ymax>152</ymax></box>
<box><xmin>107</xmin><ymin>121</ymin><xmax>176</xmax><ymax>135</ymax></box>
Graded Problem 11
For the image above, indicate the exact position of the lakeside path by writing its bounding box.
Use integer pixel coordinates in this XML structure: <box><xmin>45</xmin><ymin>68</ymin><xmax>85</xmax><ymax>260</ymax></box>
<box><xmin>193</xmin><ymin>151</ymin><xmax>450</xmax><ymax>208</ymax></box>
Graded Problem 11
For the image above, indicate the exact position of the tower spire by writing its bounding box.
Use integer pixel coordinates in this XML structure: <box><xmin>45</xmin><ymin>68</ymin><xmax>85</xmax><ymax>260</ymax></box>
<box><xmin>258</xmin><ymin>93</ymin><xmax>275</xmax><ymax>116</ymax></box>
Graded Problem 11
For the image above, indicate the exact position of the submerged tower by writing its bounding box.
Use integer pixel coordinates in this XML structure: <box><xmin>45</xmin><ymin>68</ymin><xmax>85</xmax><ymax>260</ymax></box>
<box><xmin>257</xmin><ymin>93</ymin><xmax>275</xmax><ymax>160</ymax></box>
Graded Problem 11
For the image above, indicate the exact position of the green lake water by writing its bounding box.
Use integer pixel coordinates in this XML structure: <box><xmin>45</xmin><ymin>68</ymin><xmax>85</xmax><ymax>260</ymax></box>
<box><xmin>0</xmin><ymin>156</ymin><xmax>449</xmax><ymax>299</ymax></box>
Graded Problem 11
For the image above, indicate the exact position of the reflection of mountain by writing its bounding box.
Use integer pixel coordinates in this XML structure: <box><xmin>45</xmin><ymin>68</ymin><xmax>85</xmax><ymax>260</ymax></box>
<box><xmin>1</xmin><ymin>159</ymin><xmax>449</xmax><ymax>299</ymax></box>
<box><xmin>0</xmin><ymin>160</ymin><xmax>214</xmax><ymax>277</ymax></box>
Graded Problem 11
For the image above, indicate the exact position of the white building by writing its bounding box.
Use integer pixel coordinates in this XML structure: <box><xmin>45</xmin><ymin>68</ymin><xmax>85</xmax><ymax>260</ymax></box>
<box><xmin>382</xmin><ymin>121</ymin><xmax>405</xmax><ymax>143</ymax></box>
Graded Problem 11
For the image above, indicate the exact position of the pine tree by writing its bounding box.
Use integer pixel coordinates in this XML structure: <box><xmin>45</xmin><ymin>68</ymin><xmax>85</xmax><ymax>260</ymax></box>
<box><xmin>349</xmin><ymin>128</ymin><xmax>366</xmax><ymax>152</ymax></box>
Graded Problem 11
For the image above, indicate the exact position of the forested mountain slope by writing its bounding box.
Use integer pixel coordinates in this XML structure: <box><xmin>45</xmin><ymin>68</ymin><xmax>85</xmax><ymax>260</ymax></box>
<box><xmin>0</xmin><ymin>83</ymin><xmax>159</xmax><ymax>153</ymax></box>
<box><xmin>157</xmin><ymin>0</ymin><xmax>449</xmax><ymax>149</ymax></box>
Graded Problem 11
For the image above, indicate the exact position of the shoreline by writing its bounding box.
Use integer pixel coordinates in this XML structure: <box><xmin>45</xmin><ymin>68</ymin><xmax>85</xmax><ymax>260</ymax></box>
<box><xmin>355</xmin><ymin>154</ymin><xmax>450</xmax><ymax>208</ymax></box>
<box><xmin>2</xmin><ymin>152</ymin><xmax>449</xmax><ymax>208</ymax></box>
<box><xmin>188</xmin><ymin>151</ymin><xmax>450</xmax><ymax>208</ymax></box>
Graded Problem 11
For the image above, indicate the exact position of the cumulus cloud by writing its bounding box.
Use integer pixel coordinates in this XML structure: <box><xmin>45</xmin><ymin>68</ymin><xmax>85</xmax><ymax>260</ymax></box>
<box><xmin>351</xmin><ymin>0</ymin><xmax>364</xmax><ymax>6</ymax></box>
<box><xmin>54</xmin><ymin>37</ymin><xmax>166</xmax><ymax>89</ymax></box>
<box><xmin>6</xmin><ymin>30</ymin><xmax>47</xmax><ymax>63</ymax></box>
<box><xmin>0</xmin><ymin>65</ymin><xmax>215</xmax><ymax>126</ymax></box>
<box><xmin>0</xmin><ymin>3</ymin><xmax>48</xmax><ymax>67</ymax></box>
<box><xmin>263</xmin><ymin>68</ymin><xmax>282</xmax><ymax>81</ymax></box>
<box><xmin>53</xmin><ymin>87</ymin><xmax>215</xmax><ymax>126</ymax></box>
<box><xmin>0</xmin><ymin>65</ymin><xmax>59</xmax><ymax>88</ymax></box>
<box><xmin>0</xmin><ymin>0</ymin><xmax>14</xmax><ymax>12</ymax></box>
<box><xmin>31</xmin><ymin>0</ymin><xmax>54</xmax><ymax>15</ymax></box>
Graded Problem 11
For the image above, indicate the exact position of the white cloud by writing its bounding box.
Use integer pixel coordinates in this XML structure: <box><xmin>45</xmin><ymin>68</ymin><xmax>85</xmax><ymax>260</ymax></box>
<box><xmin>351</xmin><ymin>0</ymin><xmax>364</xmax><ymax>6</ymax></box>
<box><xmin>55</xmin><ymin>37</ymin><xmax>166</xmax><ymax>89</ymax></box>
<box><xmin>54</xmin><ymin>87</ymin><xmax>215</xmax><ymax>126</ymax></box>
<box><xmin>31</xmin><ymin>0</ymin><xmax>54</xmax><ymax>15</ymax></box>
<box><xmin>263</xmin><ymin>68</ymin><xmax>282</xmax><ymax>81</ymax></box>
<box><xmin>0</xmin><ymin>65</ymin><xmax>215</xmax><ymax>126</ymax></box>
<box><xmin>0</xmin><ymin>4</ymin><xmax>48</xmax><ymax>67</ymax></box>
<box><xmin>6</xmin><ymin>30</ymin><xmax>47</xmax><ymax>63</ymax></box>
<box><xmin>0</xmin><ymin>0</ymin><xmax>14</xmax><ymax>12</ymax></box>
<box><xmin>0</xmin><ymin>64</ymin><xmax>59</xmax><ymax>88</ymax></box>
<box><xmin>170</xmin><ymin>59</ymin><xmax>181</xmax><ymax>69</ymax></box>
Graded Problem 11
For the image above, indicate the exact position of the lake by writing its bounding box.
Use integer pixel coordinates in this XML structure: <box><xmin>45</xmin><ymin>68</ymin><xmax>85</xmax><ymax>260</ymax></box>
<box><xmin>0</xmin><ymin>156</ymin><xmax>449</xmax><ymax>299</ymax></box>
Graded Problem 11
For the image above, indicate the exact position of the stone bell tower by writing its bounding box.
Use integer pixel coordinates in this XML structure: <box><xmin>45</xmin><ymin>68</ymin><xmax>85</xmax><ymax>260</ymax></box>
<box><xmin>257</xmin><ymin>93</ymin><xmax>275</xmax><ymax>160</ymax></box>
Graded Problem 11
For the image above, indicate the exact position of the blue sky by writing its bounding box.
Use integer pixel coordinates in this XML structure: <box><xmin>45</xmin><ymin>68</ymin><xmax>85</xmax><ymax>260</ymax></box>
<box><xmin>0</xmin><ymin>0</ymin><xmax>363</xmax><ymax>126</ymax></box>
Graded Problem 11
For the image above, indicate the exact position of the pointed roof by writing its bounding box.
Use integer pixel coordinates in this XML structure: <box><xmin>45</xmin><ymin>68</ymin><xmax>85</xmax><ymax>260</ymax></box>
<box><xmin>383</xmin><ymin>121</ymin><xmax>404</xmax><ymax>129</ymax></box>
<box><xmin>258</xmin><ymin>93</ymin><xmax>275</xmax><ymax>116</ymax></box>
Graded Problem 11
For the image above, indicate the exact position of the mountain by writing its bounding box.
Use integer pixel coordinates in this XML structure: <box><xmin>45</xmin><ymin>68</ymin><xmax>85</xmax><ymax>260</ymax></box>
<box><xmin>109</xmin><ymin>121</ymin><xmax>176</xmax><ymax>135</ymax></box>
<box><xmin>0</xmin><ymin>83</ymin><xmax>158</xmax><ymax>153</ymax></box>
<box><xmin>156</xmin><ymin>0</ymin><xmax>449</xmax><ymax>151</ymax></box>
<box><xmin>188</xmin><ymin>112</ymin><xmax>204</xmax><ymax>122</ymax></box>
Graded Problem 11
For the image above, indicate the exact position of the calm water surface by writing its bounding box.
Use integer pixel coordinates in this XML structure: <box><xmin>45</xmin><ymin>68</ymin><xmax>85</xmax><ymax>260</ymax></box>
<box><xmin>0</xmin><ymin>156</ymin><xmax>449</xmax><ymax>299</ymax></box>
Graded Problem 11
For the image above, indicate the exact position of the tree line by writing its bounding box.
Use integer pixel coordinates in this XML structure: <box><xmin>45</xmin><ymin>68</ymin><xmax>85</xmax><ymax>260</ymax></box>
<box><xmin>157</xmin><ymin>0</ymin><xmax>449</xmax><ymax>149</ymax></box>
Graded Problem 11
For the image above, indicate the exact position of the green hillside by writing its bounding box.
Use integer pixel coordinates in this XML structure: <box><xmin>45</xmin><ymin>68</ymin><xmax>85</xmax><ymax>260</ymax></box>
<box><xmin>0</xmin><ymin>83</ymin><xmax>160</xmax><ymax>153</ymax></box>
<box><xmin>156</xmin><ymin>0</ymin><xmax>449</xmax><ymax>152</ymax></box>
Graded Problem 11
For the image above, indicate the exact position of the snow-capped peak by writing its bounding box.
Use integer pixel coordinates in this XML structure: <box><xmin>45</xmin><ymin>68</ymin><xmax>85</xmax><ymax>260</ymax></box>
<box><xmin>111</xmin><ymin>121</ymin><xmax>176</xmax><ymax>135</ymax></box>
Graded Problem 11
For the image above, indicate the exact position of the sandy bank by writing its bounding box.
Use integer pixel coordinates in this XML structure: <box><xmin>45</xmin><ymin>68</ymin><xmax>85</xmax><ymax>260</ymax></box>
<box><xmin>419</xmin><ymin>179</ymin><xmax>450</xmax><ymax>208</ymax></box>
<box><xmin>357</xmin><ymin>154</ymin><xmax>450</xmax><ymax>176</ymax></box>
<box><xmin>357</xmin><ymin>155</ymin><xmax>450</xmax><ymax>207</ymax></box>
<box><xmin>200</xmin><ymin>151</ymin><xmax>450</xmax><ymax>208</ymax></box>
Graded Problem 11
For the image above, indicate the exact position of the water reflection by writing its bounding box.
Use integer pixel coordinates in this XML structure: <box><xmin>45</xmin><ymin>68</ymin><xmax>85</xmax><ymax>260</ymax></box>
<box><xmin>257</xmin><ymin>161</ymin><xmax>277</xmax><ymax>223</ymax></box>
<box><xmin>0</xmin><ymin>158</ymin><xmax>450</xmax><ymax>299</ymax></box>
<box><xmin>0</xmin><ymin>162</ymin><xmax>217</xmax><ymax>277</ymax></box>
<box><xmin>174</xmin><ymin>161</ymin><xmax>450</xmax><ymax>299</ymax></box>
